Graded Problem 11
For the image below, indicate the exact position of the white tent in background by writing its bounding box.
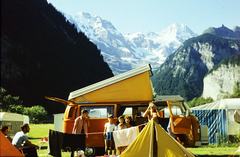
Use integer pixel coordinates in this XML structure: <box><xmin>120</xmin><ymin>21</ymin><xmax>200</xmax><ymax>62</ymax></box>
<box><xmin>0</xmin><ymin>112</ymin><xmax>29</xmax><ymax>136</ymax></box>
<box><xmin>191</xmin><ymin>98</ymin><xmax>240</xmax><ymax>143</ymax></box>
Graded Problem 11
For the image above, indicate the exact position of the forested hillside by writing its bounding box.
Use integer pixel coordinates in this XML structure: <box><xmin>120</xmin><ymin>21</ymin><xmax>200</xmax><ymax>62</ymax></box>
<box><xmin>151</xmin><ymin>33</ymin><xmax>240</xmax><ymax>101</ymax></box>
<box><xmin>1</xmin><ymin>0</ymin><xmax>113</xmax><ymax>114</ymax></box>
<box><xmin>206</xmin><ymin>54</ymin><xmax>240</xmax><ymax>75</ymax></box>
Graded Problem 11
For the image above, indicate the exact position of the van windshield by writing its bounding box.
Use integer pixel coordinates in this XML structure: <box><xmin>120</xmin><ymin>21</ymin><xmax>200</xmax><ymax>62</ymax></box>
<box><xmin>163</xmin><ymin>101</ymin><xmax>186</xmax><ymax>118</ymax></box>
<box><xmin>81</xmin><ymin>106</ymin><xmax>114</xmax><ymax>118</ymax></box>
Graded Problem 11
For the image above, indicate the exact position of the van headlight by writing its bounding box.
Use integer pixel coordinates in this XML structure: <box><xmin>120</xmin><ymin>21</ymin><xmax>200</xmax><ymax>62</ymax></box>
<box><xmin>198</xmin><ymin>128</ymin><xmax>200</xmax><ymax>134</ymax></box>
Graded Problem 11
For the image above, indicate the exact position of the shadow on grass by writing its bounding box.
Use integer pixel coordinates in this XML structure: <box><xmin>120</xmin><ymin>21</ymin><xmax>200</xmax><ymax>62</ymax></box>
<box><xmin>40</xmin><ymin>146</ymin><xmax>48</xmax><ymax>149</ymax></box>
<box><xmin>28</xmin><ymin>137</ymin><xmax>41</xmax><ymax>140</ymax></box>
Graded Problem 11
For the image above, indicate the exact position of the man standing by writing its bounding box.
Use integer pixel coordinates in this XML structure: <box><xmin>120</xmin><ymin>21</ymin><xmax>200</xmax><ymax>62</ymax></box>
<box><xmin>12</xmin><ymin>123</ymin><xmax>39</xmax><ymax>149</ymax></box>
<box><xmin>72</xmin><ymin>109</ymin><xmax>90</xmax><ymax>137</ymax></box>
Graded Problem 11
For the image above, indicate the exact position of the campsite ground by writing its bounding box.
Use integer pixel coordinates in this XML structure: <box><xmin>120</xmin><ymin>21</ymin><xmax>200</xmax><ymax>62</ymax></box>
<box><xmin>13</xmin><ymin>124</ymin><xmax>240</xmax><ymax>157</ymax></box>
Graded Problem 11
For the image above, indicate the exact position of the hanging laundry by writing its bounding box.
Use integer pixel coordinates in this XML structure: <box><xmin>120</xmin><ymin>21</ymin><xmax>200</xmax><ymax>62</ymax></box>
<box><xmin>48</xmin><ymin>129</ymin><xmax>86</xmax><ymax>157</ymax></box>
<box><xmin>113</xmin><ymin>126</ymin><xmax>139</xmax><ymax>147</ymax></box>
<box><xmin>48</xmin><ymin>130</ymin><xmax>64</xmax><ymax>157</ymax></box>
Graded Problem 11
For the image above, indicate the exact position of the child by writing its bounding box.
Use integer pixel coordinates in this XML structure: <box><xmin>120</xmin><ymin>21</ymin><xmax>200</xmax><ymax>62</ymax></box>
<box><xmin>103</xmin><ymin>114</ymin><xmax>116</xmax><ymax>155</ymax></box>
<box><xmin>116</xmin><ymin>115</ymin><xmax>126</xmax><ymax>130</ymax></box>
<box><xmin>116</xmin><ymin>123</ymin><xmax>126</xmax><ymax>155</ymax></box>
<box><xmin>124</xmin><ymin>115</ymin><xmax>132</xmax><ymax>128</ymax></box>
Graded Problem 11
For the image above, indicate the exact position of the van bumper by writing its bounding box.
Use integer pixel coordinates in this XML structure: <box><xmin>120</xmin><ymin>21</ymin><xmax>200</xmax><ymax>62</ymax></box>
<box><xmin>195</xmin><ymin>141</ymin><xmax>209</xmax><ymax>147</ymax></box>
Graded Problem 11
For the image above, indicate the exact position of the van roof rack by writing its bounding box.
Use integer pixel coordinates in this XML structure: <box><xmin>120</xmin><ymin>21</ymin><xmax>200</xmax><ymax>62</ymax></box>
<box><xmin>155</xmin><ymin>95</ymin><xmax>184</xmax><ymax>102</ymax></box>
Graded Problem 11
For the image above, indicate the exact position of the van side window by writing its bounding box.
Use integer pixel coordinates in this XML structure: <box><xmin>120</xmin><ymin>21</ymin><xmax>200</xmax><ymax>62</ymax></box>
<box><xmin>122</xmin><ymin>107</ymin><xmax>132</xmax><ymax>116</ymax></box>
<box><xmin>81</xmin><ymin>106</ymin><xmax>114</xmax><ymax>118</ymax></box>
<box><xmin>75</xmin><ymin>107</ymin><xmax>78</xmax><ymax>118</ymax></box>
<box><xmin>68</xmin><ymin>106</ymin><xmax>75</xmax><ymax>118</ymax></box>
<box><xmin>164</xmin><ymin>102</ymin><xmax>186</xmax><ymax>118</ymax></box>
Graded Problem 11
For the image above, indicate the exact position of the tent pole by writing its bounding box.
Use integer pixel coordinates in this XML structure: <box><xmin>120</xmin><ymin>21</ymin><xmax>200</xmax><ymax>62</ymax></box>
<box><xmin>226</xmin><ymin>102</ymin><xmax>229</xmax><ymax>143</ymax></box>
<box><xmin>149</xmin><ymin>120</ymin><xmax>153</xmax><ymax>157</ymax></box>
<box><xmin>153</xmin><ymin>122</ymin><xmax>157</xmax><ymax>157</ymax></box>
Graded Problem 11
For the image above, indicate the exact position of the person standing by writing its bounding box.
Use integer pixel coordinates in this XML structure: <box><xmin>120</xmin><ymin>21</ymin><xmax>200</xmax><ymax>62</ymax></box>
<box><xmin>72</xmin><ymin>109</ymin><xmax>90</xmax><ymax>137</ymax></box>
<box><xmin>143</xmin><ymin>101</ymin><xmax>161</xmax><ymax>123</ymax></box>
<box><xmin>12</xmin><ymin>123</ymin><xmax>39</xmax><ymax>149</ymax></box>
<box><xmin>103</xmin><ymin>114</ymin><xmax>116</xmax><ymax>155</ymax></box>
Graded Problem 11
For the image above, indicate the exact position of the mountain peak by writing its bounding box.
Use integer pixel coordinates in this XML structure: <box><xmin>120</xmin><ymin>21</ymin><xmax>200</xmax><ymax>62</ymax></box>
<box><xmin>165</xmin><ymin>23</ymin><xmax>187</xmax><ymax>31</ymax></box>
<box><xmin>233</xmin><ymin>26</ymin><xmax>240</xmax><ymax>32</ymax></box>
<box><xmin>202</xmin><ymin>25</ymin><xmax>240</xmax><ymax>38</ymax></box>
<box><xmin>94</xmin><ymin>15</ymin><xmax>101</xmax><ymax>20</ymax></box>
<box><xmin>172</xmin><ymin>23</ymin><xmax>185</xmax><ymax>28</ymax></box>
<box><xmin>77</xmin><ymin>12</ymin><xmax>92</xmax><ymax>18</ymax></box>
<box><xmin>161</xmin><ymin>23</ymin><xmax>198</xmax><ymax>40</ymax></box>
<box><xmin>64</xmin><ymin>12</ymin><xmax>198</xmax><ymax>75</ymax></box>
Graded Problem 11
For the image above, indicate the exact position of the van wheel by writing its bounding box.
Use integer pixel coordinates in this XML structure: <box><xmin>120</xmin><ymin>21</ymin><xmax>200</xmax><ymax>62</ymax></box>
<box><xmin>84</xmin><ymin>147</ymin><xmax>96</xmax><ymax>157</ymax></box>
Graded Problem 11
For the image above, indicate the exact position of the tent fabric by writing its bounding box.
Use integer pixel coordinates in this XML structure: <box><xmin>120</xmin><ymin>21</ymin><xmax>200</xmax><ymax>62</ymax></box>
<box><xmin>0</xmin><ymin>131</ymin><xmax>24</xmax><ymax>157</ymax></box>
<box><xmin>95</xmin><ymin>155</ymin><xmax>120</xmax><ymax>157</ymax></box>
<box><xmin>120</xmin><ymin>120</ymin><xmax>195</xmax><ymax>157</ymax></box>
<box><xmin>192</xmin><ymin>109</ymin><xmax>226</xmax><ymax>144</ymax></box>
<box><xmin>120</xmin><ymin>120</ymin><xmax>153</xmax><ymax>157</ymax></box>
<box><xmin>191</xmin><ymin>99</ymin><xmax>240</xmax><ymax>144</ymax></box>
<box><xmin>68</xmin><ymin>64</ymin><xmax>154</xmax><ymax>104</ymax></box>
<box><xmin>155</xmin><ymin>121</ymin><xmax>195</xmax><ymax>157</ymax></box>
<box><xmin>191</xmin><ymin>98</ymin><xmax>240</xmax><ymax>110</ymax></box>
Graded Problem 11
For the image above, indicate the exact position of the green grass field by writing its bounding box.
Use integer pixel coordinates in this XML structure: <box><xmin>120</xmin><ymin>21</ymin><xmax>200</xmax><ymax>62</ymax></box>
<box><xmin>26</xmin><ymin>124</ymin><xmax>240</xmax><ymax>157</ymax></box>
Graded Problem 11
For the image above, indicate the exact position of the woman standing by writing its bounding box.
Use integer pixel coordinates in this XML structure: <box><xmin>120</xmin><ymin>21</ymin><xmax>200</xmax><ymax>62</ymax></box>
<box><xmin>143</xmin><ymin>101</ymin><xmax>161</xmax><ymax>123</ymax></box>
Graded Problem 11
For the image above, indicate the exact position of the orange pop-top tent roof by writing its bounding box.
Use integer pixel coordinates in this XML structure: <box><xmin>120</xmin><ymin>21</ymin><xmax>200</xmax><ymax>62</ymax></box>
<box><xmin>68</xmin><ymin>64</ymin><xmax>154</xmax><ymax>104</ymax></box>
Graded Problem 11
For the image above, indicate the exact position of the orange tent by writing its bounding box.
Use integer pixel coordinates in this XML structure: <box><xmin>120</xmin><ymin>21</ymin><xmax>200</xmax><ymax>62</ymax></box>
<box><xmin>0</xmin><ymin>131</ymin><xmax>24</xmax><ymax>157</ymax></box>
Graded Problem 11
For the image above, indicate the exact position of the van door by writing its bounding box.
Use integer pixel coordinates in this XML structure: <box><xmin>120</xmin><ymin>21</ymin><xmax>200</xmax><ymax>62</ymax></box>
<box><xmin>80</xmin><ymin>105</ymin><xmax>116</xmax><ymax>147</ymax></box>
<box><xmin>167</xmin><ymin>100</ymin><xmax>194</xmax><ymax>145</ymax></box>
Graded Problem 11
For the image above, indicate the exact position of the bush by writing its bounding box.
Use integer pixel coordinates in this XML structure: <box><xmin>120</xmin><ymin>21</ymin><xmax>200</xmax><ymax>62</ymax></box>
<box><xmin>23</xmin><ymin>105</ymin><xmax>48</xmax><ymax>124</ymax></box>
<box><xmin>1</xmin><ymin>87</ymin><xmax>49</xmax><ymax>124</ymax></box>
<box><xmin>187</xmin><ymin>96</ymin><xmax>214</xmax><ymax>108</ymax></box>
<box><xmin>0</xmin><ymin>87</ymin><xmax>24</xmax><ymax>113</ymax></box>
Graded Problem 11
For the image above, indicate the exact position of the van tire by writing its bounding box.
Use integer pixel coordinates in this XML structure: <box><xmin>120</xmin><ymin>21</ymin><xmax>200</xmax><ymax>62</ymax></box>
<box><xmin>84</xmin><ymin>147</ymin><xmax>105</xmax><ymax>157</ymax></box>
<box><xmin>84</xmin><ymin>147</ymin><xmax>96</xmax><ymax>157</ymax></box>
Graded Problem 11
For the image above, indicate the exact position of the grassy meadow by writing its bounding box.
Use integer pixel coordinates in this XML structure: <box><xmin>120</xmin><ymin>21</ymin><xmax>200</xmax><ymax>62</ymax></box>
<box><xmin>23</xmin><ymin>124</ymin><xmax>240</xmax><ymax>157</ymax></box>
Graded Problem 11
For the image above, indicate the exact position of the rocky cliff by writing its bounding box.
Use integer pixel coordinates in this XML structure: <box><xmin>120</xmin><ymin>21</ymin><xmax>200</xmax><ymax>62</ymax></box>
<box><xmin>151</xmin><ymin>33</ymin><xmax>240</xmax><ymax>101</ymax></box>
<box><xmin>202</xmin><ymin>55</ymin><xmax>240</xmax><ymax>100</ymax></box>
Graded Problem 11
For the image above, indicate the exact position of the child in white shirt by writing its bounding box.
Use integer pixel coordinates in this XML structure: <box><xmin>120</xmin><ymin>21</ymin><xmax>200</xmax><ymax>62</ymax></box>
<box><xmin>103</xmin><ymin>114</ymin><xmax>116</xmax><ymax>155</ymax></box>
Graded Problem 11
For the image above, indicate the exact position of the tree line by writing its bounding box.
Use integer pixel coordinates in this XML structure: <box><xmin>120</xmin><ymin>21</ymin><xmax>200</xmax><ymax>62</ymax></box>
<box><xmin>0</xmin><ymin>87</ymin><xmax>47</xmax><ymax>124</ymax></box>
<box><xmin>187</xmin><ymin>82</ymin><xmax>240</xmax><ymax>107</ymax></box>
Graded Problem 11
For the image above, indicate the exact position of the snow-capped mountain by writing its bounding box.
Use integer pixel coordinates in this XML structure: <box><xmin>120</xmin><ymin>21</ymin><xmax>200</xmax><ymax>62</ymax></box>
<box><xmin>65</xmin><ymin>12</ymin><xmax>198</xmax><ymax>75</ymax></box>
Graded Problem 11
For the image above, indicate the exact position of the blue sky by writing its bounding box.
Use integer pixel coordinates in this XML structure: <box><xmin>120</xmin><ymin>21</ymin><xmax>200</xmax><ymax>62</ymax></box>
<box><xmin>47</xmin><ymin>0</ymin><xmax>240</xmax><ymax>35</ymax></box>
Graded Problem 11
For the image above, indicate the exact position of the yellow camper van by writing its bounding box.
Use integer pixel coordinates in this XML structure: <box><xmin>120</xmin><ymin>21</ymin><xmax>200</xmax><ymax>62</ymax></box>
<box><xmin>47</xmin><ymin>64</ymin><xmax>208</xmax><ymax>157</ymax></box>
